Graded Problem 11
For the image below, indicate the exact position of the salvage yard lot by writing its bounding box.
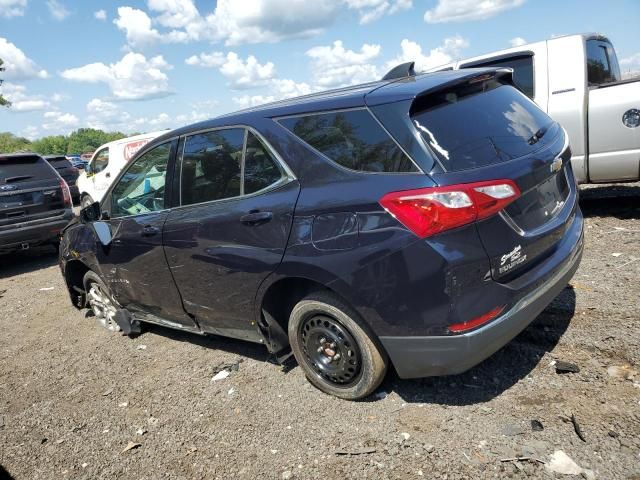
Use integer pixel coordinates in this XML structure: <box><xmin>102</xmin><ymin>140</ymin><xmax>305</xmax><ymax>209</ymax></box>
<box><xmin>0</xmin><ymin>184</ymin><xmax>638</xmax><ymax>479</ymax></box>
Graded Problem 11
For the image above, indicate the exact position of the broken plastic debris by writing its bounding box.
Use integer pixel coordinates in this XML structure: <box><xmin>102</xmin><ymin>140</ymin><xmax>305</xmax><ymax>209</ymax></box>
<box><xmin>39</xmin><ymin>287</ymin><xmax>54</xmax><ymax>291</ymax></box>
<box><xmin>545</xmin><ymin>450</ymin><xmax>582</xmax><ymax>475</ymax></box>
<box><xmin>136</xmin><ymin>428</ymin><xmax>147</xmax><ymax>436</ymax></box>
<box><xmin>400</xmin><ymin>432</ymin><xmax>411</xmax><ymax>441</ymax></box>
<box><xmin>228</xmin><ymin>388</ymin><xmax>235</xmax><ymax>395</ymax></box>
<box><xmin>118</xmin><ymin>402</ymin><xmax>128</xmax><ymax>408</ymax></box>
<box><xmin>121</xmin><ymin>441</ymin><xmax>142</xmax><ymax>454</ymax></box>
<box><xmin>212</xmin><ymin>370</ymin><xmax>230</xmax><ymax>382</ymax></box>
<box><xmin>611</xmin><ymin>252</ymin><xmax>622</xmax><ymax>257</ymax></box>
<box><xmin>136</xmin><ymin>345</ymin><xmax>147</xmax><ymax>350</ymax></box>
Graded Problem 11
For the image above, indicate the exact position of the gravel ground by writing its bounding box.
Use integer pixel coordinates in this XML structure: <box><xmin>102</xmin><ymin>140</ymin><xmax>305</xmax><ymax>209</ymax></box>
<box><xmin>0</xmin><ymin>183</ymin><xmax>638</xmax><ymax>480</ymax></box>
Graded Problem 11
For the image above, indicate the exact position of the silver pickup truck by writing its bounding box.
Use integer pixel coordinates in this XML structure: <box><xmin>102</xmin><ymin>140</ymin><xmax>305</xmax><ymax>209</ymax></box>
<box><xmin>428</xmin><ymin>33</ymin><xmax>640</xmax><ymax>184</ymax></box>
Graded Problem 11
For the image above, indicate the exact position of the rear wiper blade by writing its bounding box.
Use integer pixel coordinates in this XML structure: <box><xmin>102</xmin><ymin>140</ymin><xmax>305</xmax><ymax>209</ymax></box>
<box><xmin>4</xmin><ymin>175</ymin><xmax>33</xmax><ymax>183</ymax></box>
<box><xmin>527</xmin><ymin>126</ymin><xmax>548</xmax><ymax>145</ymax></box>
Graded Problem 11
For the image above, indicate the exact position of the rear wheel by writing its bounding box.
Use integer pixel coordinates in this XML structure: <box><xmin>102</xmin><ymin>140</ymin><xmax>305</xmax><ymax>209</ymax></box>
<box><xmin>83</xmin><ymin>271</ymin><xmax>121</xmax><ymax>332</ymax></box>
<box><xmin>80</xmin><ymin>194</ymin><xmax>95</xmax><ymax>209</ymax></box>
<box><xmin>288</xmin><ymin>292</ymin><xmax>387</xmax><ymax>400</ymax></box>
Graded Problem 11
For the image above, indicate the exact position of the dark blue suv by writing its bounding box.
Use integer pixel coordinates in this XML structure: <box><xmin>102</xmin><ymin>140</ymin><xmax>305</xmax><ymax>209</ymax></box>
<box><xmin>60</xmin><ymin>67</ymin><xmax>583</xmax><ymax>399</ymax></box>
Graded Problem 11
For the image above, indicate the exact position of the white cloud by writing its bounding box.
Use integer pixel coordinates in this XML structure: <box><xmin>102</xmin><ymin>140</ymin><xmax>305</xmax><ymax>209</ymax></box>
<box><xmin>61</xmin><ymin>52</ymin><xmax>172</xmax><ymax>101</ymax></box>
<box><xmin>43</xmin><ymin>110</ymin><xmax>79</xmax><ymax>132</ymax></box>
<box><xmin>0</xmin><ymin>82</ymin><xmax>58</xmax><ymax>112</ymax></box>
<box><xmin>510</xmin><ymin>37</ymin><xmax>527</xmax><ymax>47</ymax></box>
<box><xmin>0</xmin><ymin>37</ymin><xmax>49</xmax><ymax>80</ymax></box>
<box><xmin>185</xmin><ymin>51</ymin><xmax>276</xmax><ymax>89</ymax></box>
<box><xmin>185</xmin><ymin>51</ymin><xmax>225</xmax><ymax>67</ymax></box>
<box><xmin>114</xmin><ymin>7</ymin><xmax>162</xmax><ymax>48</ymax></box>
<box><xmin>424</xmin><ymin>0</ymin><xmax>525</xmax><ymax>23</ymax></box>
<box><xmin>94</xmin><ymin>9</ymin><xmax>106</xmax><ymax>21</ymax></box>
<box><xmin>306</xmin><ymin>40</ymin><xmax>381</xmax><ymax>87</ymax></box>
<box><xmin>345</xmin><ymin>0</ymin><xmax>412</xmax><ymax>24</ymax></box>
<box><xmin>0</xmin><ymin>0</ymin><xmax>27</xmax><ymax>18</ymax></box>
<box><xmin>387</xmin><ymin>36</ymin><xmax>469</xmax><ymax>72</ymax></box>
<box><xmin>148</xmin><ymin>0</ymin><xmax>199</xmax><ymax>29</ymax></box>
<box><xmin>46</xmin><ymin>0</ymin><xmax>69</xmax><ymax>21</ymax></box>
<box><xmin>233</xmin><ymin>78</ymin><xmax>315</xmax><ymax>108</ymax></box>
<box><xmin>20</xmin><ymin>125</ymin><xmax>40</xmax><ymax>141</ymax></box>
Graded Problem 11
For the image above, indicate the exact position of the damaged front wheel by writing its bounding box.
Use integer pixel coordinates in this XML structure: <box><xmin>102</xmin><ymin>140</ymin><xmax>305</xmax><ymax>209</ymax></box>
<box><xmin>83</xmin><ymin>271</ymin><xmax>121</xmax><ymax>333</ymax></box>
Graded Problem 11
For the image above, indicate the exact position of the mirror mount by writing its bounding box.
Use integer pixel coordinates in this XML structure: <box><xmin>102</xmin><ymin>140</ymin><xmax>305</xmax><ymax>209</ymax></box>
<box><xmin>79</xmin><ymin>201</ymin><xmax>102</xmax><ymax>224</ymax></box>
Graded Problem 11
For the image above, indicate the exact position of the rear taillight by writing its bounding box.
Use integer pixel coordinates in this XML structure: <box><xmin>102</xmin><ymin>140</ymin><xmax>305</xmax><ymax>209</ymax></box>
<box><xmin>448</xmin><ymin>305</ymin><xmax>506</xmax><ymax>333</ymax></box>
<box><xmin>379</xmin><ymin>180</ymin><xmax>520</xmax><ymax>238</ymax></box>
<box><xmin>59</xmin><ymin>178</ymin><xmax>72</xmax><ymax>207</ymax></box>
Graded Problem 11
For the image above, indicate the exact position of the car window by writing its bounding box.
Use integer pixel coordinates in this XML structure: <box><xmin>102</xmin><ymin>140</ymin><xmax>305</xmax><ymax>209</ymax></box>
<box><xmin>110</xmin><ymin>142</ymin><xmax>171</xmax><ymax>218</ymax></box>
<box><xmin>180</xmin><ymin>129</ymin><xmax>244</xmax><ymax>205</ymax></box>
<box><xmin>92</xmin><ymin>147</ymin><xmax>109</xmax><ymax>174</ymax></box>
<box><xmin>587</xmin><ymin>39</ymin><xmax>621</xmax><ymax>85</ymax></box>
<box><xmin>0</xmin><ymin>155</ymin><xmax>57</xmax><ymax>182</ymax></box>
<box><xmin>411</xmin><ymin>80</ymin><xmax>557</xmax><ymax>172</ymax></box>
<box><xmin>244</xmin><ymin>132</ymin><xmax>286</xmax><ymax>194</ymax></box>
<box><xmin>278</xmin><ymin>109</ymin><xmax>418</xmax><ymax>173</ymax></box>
<box><xmin>461</xmin><ymin>55</ymin><xmax>534</xmax><ymax>98</ymax></box>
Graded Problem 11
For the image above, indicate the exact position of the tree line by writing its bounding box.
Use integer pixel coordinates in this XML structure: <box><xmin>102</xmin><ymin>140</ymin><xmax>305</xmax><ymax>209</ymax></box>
<box><xmin>0</xmin><ymin>129</ymin><xmax>130</xmax><ymax>156</ymax></box>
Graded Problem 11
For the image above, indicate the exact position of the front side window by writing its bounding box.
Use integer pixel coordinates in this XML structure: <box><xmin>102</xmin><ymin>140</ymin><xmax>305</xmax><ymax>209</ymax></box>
<box><xmin>92</xmin><ymin>148</ymin><xmax>109</xmax><ymax>174</ymax></box>
<box><xmin>180</xmin><ymin>129</ymin><xmax>244</xmax><ymax>205</ymax></box>
<box><xmin>461</xmin><ymin>55</ymin><xmax>534</xmax><ymax>98</ymax></box>
<box><xmin>278</xmin><ymin>109</ymin><xmax>417</xmax><ymax>173</ymax></box>
<box><xmin>587</xmin><ymin>39</ymin><xmax>621</xmax><ymax>85</ymax></box>
<box><xmin>110</xmin><ymin>142</ymin><xmax>171</xmax><ymax>217</ymax></box>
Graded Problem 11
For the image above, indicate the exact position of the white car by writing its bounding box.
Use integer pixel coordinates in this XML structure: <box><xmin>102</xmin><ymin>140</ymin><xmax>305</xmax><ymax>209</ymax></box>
<box><xmin>77</xmin><ymin>131</ymin><xmax>167</xmax><ymax>208</ymax></box>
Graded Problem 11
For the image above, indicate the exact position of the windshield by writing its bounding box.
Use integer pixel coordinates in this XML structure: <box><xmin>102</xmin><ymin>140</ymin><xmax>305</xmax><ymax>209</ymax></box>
<box><xmin>411</xmin><ymin>80</ymin><xmax>557</xmax><ymax>172</ymax></box>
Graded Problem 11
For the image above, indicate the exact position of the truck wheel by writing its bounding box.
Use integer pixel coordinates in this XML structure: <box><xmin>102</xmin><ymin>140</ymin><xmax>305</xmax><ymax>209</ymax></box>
<box><xmin>80</xmin><ymin>194</ymin><xmax>95</xmax><ymax>209</ymax></box>
<box><xmin>288</xmin><ymin>292</ymin><xmax>388</xmax><ymax>400</ymax></box>
<box><xmin>83</xmin><ymin>271</ymin><xmax>121</xmax><ymax>332</ymax></box>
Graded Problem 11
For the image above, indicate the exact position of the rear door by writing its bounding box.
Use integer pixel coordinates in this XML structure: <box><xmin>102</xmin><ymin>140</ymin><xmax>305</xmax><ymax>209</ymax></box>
<box><xmin>407</xmin><ymin>77</ymin><xmax>577</xmax><ymax>281</ymax></box>
<box><xmin>163</xmin><ymin>127</ymin><xmax>299</xmax><ymax>340</ymax></box>
<box><xmin>0</xmin><ymin>155</ymin><xmax>68</xmax><ymax>231</ymax></box>
<box><xmin>585</xmin><ymin>39</ymin><xmax>640</xmax><ymax>182</ymax></box>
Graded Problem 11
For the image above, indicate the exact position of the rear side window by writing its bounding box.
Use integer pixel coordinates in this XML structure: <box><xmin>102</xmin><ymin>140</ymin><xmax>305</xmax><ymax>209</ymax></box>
<box><xmin>278</xmin><ymin>109</ymin><xmax>418</xmax><ymax>173</ymax></box>
<box><xmin>46</xmin><ymin>157</ymin><xmax>73</xmax><ymax>170</ymax></box>
<box><xmin>0</xmin><ymin>155</ymin><xmax>56</xmax><ymax>182</ymax></box>
<box><xmin>587</xmin><ymin>39</ymin><xmax>621</xmax><ymax>85</ymax></box>
<box><xmin>411</xmin><ymin>80</ymin><xmax>556</xmax><ymax>172</ymax></box>
<box><xmin>461</xmin><ymin>55</ymin><xmax>534</xmax><ymax>98</ymax></box>
<box><xmin>244</xmin><ymin>132</ymin><xmax>286</xmax><ymax>194</ymax></box>
<box><xmin>180</xmin><ymin>129</ymin><xmax>244</xmax><ymax>205</ymax></box>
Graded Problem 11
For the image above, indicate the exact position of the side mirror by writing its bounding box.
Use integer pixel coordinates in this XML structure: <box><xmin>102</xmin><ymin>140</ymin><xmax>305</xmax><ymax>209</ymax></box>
<box><xmin>79</xmin><ymin>201</ymin><xmax>101</xmax><ymax>223</ymax></box>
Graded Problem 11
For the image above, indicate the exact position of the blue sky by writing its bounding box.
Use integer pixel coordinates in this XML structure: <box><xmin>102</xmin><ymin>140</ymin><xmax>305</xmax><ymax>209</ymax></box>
<box><xmin>1</xmin><ymin>0</ymin><xmax>639</xmax><ymax>140</ymax></box>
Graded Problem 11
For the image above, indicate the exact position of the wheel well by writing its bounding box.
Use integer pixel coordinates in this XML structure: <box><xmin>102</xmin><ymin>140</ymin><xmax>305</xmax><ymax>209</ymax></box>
<box><xmin>65</xmin><ymin>260</ymin><xmax>90</xmax><ymax>308</ymax></box>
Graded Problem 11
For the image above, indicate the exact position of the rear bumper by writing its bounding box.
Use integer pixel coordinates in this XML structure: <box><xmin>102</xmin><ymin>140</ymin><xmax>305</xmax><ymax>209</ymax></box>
<box><xmin>380</xmin><ymin>221</ymin><xmax>583</xmax><ymax>379</ymax></box>
<box><xmin>0</xmin><ymin>211</ymin><xmax>73</xmax><ymax>251</ymax></box>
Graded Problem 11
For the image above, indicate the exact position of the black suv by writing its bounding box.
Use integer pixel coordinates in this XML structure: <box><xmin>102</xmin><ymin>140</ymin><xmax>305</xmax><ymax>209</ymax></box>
<box><xmin>44</xmin><ymin>155</ymin><xmax>80</xmax><ymax>202</ymax></box>
<box><xmin>1</xmin><ymin>153</ymin><xmax>74</xmax><ymax>253</ymax></box>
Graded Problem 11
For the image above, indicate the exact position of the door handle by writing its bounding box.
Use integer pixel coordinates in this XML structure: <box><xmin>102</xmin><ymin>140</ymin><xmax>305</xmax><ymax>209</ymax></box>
<box><xmin>240</xmin><ymin>211</ymin><xmax>273</xmax><ymax>225</ymax></box>
<box><xmin>141</xmin><ymin>225</ymin><xmax>160</xmax><ymax>237</ymax></box>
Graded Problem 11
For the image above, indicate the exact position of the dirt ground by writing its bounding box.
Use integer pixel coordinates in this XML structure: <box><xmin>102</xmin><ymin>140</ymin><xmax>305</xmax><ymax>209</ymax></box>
<box><xmin>0</xmin><ymin>183</ymin><xmax>638</xmax><ymax>480</ymax></box>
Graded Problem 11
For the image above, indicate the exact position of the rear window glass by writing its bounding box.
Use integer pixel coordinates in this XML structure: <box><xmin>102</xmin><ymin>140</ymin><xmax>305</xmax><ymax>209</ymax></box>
<box><xmin>411</xmin><ymin>81</ymin><xmax>556</xmax><ymax>172</ymax></box>
<box><xmin>46</xmin><ymin>157</ymin><xmax>72</xmax><ymax>169</ymax></box>
<box><xmin>0</xmin><ymin>155</ymin><xmax>56</xmax><ymax>182</ymax></box>
<box><xmin>461</xmin><ymin>56</ymin><xmax>534</xmax><ymax>98</ymax></box>
<box><xmin>587</xmin><ymin>39</ymin><xmax>621</xmax><ymax>85</ymax></box>
<box><xmin>278</xmin><ymin>109</ymin><xmax>418</xmax><ymax>173</ymax></box>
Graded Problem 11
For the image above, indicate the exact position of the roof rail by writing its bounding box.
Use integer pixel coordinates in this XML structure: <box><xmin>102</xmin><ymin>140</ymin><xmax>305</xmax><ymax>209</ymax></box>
<box><xmin>382</xmin><ymin>61</ymin><xmax>416</xmax><ymax>81</ymax></box>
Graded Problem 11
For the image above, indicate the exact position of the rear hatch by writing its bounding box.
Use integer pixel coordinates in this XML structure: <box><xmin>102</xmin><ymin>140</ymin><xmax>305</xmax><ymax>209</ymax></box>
<box><xmin>46</xmin><ymin>156</ymin><xmax>79</xmax><ymax>186</ymax></box>
<box><xmin>0</xmin><ymin>154</ymin><xmax>69</xmax><ymax>227</ymax></box>
<box><xmin>408</xmin><ymin>75</ymin><xmax>576</xmax><ymax>281</ymax></box>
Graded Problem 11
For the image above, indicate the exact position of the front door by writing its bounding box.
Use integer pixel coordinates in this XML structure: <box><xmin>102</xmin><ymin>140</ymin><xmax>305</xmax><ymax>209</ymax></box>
<box><xmin>163</xmin><ymin>128</ymin><xmax>299</xmax><ymax>340</ymax></box>
<box><xmin>104</xmin><ymin>139</ymin><xmax>197</xmax><ymax>329</ymax></box>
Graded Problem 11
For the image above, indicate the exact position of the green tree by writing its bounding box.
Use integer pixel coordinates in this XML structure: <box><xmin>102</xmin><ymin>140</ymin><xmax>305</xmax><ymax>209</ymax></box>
<box><xmin>0</xmin><ymin>58</ymin><xmax>10</xmax><ymax>108</ymax></box>
<box><xmin>66</xmin><ymin>128</ymin><xmax>126</xmax><ymax>154</ymax></box>
<box><xmin>31</xmin><ymin>135</ymin><xmax>68</xmax><ymax>155</ymax></box>
<box><xmin>0</xmin><ymin>132</ymin><xmax>31</xmax><ymax>152</ymax></box>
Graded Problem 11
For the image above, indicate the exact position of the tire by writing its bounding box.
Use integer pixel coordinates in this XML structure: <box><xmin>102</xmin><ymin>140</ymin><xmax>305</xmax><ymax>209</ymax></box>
<box><xmin>288</xmin><ymin>291</ymin><xmax>388</xmax><ymax>400</ymax></box>
<box><xmin>80</xmin><ymin>194</ymin><xmax>95</xmax><ymax>209</ymax></box>
<box><xmin>83</xmin><ymin>271</ymin><xmax>121</xmax><ymax>332</ymax></box>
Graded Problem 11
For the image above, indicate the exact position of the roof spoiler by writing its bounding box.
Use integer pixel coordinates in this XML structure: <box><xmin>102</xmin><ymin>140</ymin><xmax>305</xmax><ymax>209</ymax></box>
<box><xmin>382</xmin><ymin>61</ymin><xmax>416</xmax><ymax>81</ymax></box>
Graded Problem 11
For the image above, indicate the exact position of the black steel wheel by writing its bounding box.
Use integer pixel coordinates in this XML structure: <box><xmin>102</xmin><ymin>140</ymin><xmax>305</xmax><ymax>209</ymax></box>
<box><xmin>288</xmin><ymin>291</ymin><xmax>388</xmax><ymax>400</ymax></box>
<box><xmin>299</xmin><ymin>314</ymin><xmax>362</xmax><ymax>387</ymax></box>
